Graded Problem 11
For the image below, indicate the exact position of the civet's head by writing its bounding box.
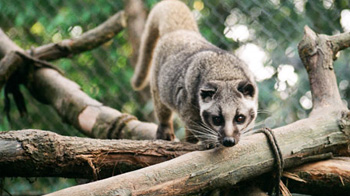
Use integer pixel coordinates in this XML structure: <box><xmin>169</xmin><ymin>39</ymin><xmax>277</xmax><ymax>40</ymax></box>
<box><xmin>198</xmin><ymin>80</ymin><xmax>258</xmax><ymax>147</ymax></box>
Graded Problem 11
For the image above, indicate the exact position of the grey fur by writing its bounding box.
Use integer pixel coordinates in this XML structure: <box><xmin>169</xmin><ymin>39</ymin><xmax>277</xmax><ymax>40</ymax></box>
<box><xmin>132</xmin><ymin>0</ymin><xmax>258</xmax><ymax>147</ymax></box>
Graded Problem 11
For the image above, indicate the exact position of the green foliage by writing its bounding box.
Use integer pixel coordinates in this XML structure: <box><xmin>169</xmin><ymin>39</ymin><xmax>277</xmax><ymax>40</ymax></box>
<box><xmin>1</xmin><ymin>0</ymin><xmax>350</xmax><ymax>194</ymax></box>
<box><xmin>2</xmin><ymin>177</ymin><xmax>77</xmax><ymax>195</ymax></box>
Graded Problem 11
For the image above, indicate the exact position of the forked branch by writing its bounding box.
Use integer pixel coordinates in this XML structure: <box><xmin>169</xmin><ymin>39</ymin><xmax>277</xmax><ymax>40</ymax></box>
<box><xmin>45</xmin><ymin>27</ymin><xmax>350</xmax><ymax>196</ymax></box>
<box><xmin>0</xmin><ymin>11</ymin><xmax>157</xmax><ymax>139</ymax></box>
<box><xmin>298</xmin><ymin>26</ymin><xmax>349</xmax><ymax>113</ymax></box>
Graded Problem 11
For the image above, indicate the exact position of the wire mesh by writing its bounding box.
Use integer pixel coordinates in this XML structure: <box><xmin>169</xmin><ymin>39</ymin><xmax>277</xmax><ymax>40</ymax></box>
<box><xmin>0</xmin><ymin>0</ymin><xmax>350</xmax><ymax>194</ymax></box>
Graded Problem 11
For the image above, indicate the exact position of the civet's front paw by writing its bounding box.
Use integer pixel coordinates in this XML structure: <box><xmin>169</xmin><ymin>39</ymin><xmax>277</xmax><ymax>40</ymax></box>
<box><xmin>156</xmin><ymin>124</ymin><xmax>175</xmax><ymax>141</ymax></box>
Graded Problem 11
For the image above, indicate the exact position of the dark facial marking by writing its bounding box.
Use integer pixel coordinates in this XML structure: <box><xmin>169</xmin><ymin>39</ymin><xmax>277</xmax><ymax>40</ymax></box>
<box><xmin>249</xmin><ymin>109</ymin><xmax>255</xmax><ymax>120</ymax></box>
<box><xmin>200</xmin><ymin>82</ymin><xmax>218</xmax><ymax>103</ymax></box>
<box><xmin>212</xmin><ymin>115</ymin><xmax>224</xmax><ymax>126</ymax></box>
<box><xmin>202</xmin><ymin>111</ymin><xmax>211</xmax><ymax>127</ymax></box>
<box><xmin>200</xmin><ymin>89</ymin><xmax>216</xmax><ymax>102</ymax></box>
<box><xmin>238</xmin><ymin>81</ymin><xmax>255</xmax><ymax>97</ymax></box>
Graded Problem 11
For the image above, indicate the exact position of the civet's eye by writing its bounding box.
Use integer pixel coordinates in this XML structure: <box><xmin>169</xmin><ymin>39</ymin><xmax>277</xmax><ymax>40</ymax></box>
<box><xmin>235</xmin><ymin>115</ymin><xmax>246</xmax><ymax>124</ymax></box>
<box><xmin>212</xmin><ymin>116</ymin><xmax>224</xmax><ymax>126</ymax></box>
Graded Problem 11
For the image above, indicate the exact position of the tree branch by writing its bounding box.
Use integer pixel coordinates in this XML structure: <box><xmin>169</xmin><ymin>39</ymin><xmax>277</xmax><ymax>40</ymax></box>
<box><xmin>284</xmin><ymin>157</ymin><xmax>350</xmax><ymax>195</ymax></box>
<box><xmin>123</xmin><ymin>0</ymin><xmax>146</xmax><ymax>66</ymax></box>
<box><xmin>27</xmin><ymin>67</ymin><xmax>157</xmax><ymax>139</ymax></box>
<box><xmin>0</xmin><ymin>129</ymin><xmax>200</xmax><ymax>179</ymax></box>
<box><xmin>298</xmin><ymin>26</ymin><xmax>348</xmax><ymax>113</ymax></box>
<box><xmin>0</xmin><ymin>29</ymin><xmax>25</xmax><ymax>91</ymax></box>
<box><xmin>0</xmin><ymin>11</ymin><xmax>125</xmax><ymax>90</ymax></box>
<box><xmin>0</xmin><ymin>29</ymin><xmax>22</xmax><ymax>54</ymax></box>
<box><xmin>0</xmin><ymin>10</ymin><xmax>157</xmax><ymax>139</ymax></box>
<box><xmin>1</xmin><ymin>10</ymin><xmax>350</xmax><ymax>196</ymax></box>
<box><xmin>45</xmin><ymin>111</ymin><xmax>350</xmax><ymax>195</ymax></box>
<box><xmin>123</xmin><ymin>0</ymin><xmax>153</xmax><ymax>113</ymax></box>
<box><xmin>44</xmin><ymin>25</ymin><xmax>350</xmax><ymax>196</ymax></box>
<box><xmin>31</xmin><ymin>11</ymin><xmax>126</xmax><ymax>61</ymax></box>
<box><xmin>329</xmin><ymin>31</ymin><xmax>350</xmax><ymax>54</ymax></box>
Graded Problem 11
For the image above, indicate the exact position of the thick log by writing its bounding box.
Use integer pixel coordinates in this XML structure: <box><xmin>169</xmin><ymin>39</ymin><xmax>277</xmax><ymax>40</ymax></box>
<box><xmin>284</xmin><ymin>157</ymin><xmax>350</xmax><ymax>196</ymax></box>
<box><xmin>0</xmin><ymin>129</ymin><xmax>200</xmax><ymax>179</ymax></box>
<box><xmin>45</xmin><ymin>111</ymin><xmax>350</xmax><ymax>195</ymax></box>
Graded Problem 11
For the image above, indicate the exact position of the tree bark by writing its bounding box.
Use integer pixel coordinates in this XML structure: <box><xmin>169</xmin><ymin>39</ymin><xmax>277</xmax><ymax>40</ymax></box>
<box><xmin>298</xmin><ymin>26</ymin><xmax>349</xmax><ymax>112</ymax></box>
<box><xmin>1</xmin><ymin>5</ymin><xmax>350</xmax><ymax>195</ymax></box>
<box><xmin>44</xmin><ymin>26</ymin><xmax>350</xmax><ymax>196</ymax></box>
<box><xmin>45</xmin><ymin>112</ymin><xmax>350</xmax><ymax>196</ymax></box>
<box><xmin>284</xmin><ymin>157</ymin><xmax>350</xmax><ymax>196</ymax></box>
<box><xmin>0</xmin><ymin>129</ymin><xmax>200</xmax><ymax>179</ymax></box>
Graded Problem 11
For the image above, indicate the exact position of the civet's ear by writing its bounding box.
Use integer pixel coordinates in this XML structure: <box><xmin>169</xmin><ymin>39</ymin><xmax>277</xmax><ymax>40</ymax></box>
<box><xmin>200</xmin><ymin>85</ymin><xmax>217</xmax><ymax>103</ymax></box>
<box><xmin>238</xmin><ymin>81</ymin><xmax>255</xmax><ymax>97</ymax></box>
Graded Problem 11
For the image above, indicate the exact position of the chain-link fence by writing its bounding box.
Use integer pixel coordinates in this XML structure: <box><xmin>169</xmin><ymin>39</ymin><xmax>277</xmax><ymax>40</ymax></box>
<box><xmin>1</xmin><ymin>0</ymin><xmax>350</xmax><ymax>194</ymax></box>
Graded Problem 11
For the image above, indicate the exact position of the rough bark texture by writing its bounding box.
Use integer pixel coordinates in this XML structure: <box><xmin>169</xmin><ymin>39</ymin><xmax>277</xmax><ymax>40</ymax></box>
<box><xmin>0</xmin><ymin>11</ymin><xmax>158</xmax><ymax>140</ymax></box>
<box><xmin>298</xmin><ymin>26</ymin><xmax>348</xmax><ymax>113</ymax></box>
<box><xmin>44</xmin><ymin>26</ymin><xmax>350</xmax><ymax>196</ymax></box>
<box><xmin>0</xmin><ymin>129</ymin><xmax>200</xmax><ymax>179</ymax></box>
<box><xmin>1</xmin><ymin>4</ymin><xmax>350</xmax><ymax>195</ymax></box>
<box><xmin>284</xmin><ymin>157</ymin><xmax>350</xmax><ymax>196</ymax></box>
<box><xmin>46</xmin><ymin>111</ymin><xmax>350</xmax><ymax>196</ymax></box>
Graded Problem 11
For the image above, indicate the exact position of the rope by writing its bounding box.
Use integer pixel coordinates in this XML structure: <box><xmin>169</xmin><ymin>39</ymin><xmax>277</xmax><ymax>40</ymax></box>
<box><xmin>257</xmin><ymin>127</ymin><xmax>284</xmax><ymax>196</ymax></box>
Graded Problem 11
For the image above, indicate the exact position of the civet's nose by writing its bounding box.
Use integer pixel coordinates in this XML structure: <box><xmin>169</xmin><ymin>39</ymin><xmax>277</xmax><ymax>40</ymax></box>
<box><xmin>222</xmin><ymin>137</ymin><xmax>235</xmax><ymax>147</ymax></box>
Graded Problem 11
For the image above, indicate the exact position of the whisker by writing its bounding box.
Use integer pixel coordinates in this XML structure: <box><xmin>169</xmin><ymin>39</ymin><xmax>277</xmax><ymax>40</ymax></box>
<box><xmin>257</xmin><ymin>110</ymin><xmax>272</xmax><ymax>115</ymax></box>
<box><xmin>186</xmin><ymin>126</ymin><xmax>218</xmax><ymax>142</ymax></box>
<box><xmin>186</xmin><ymin>129</ymin><xmax>217</xmax><ymax>139</ymax></box>
<box><xmin>187</xmin><ymin>120</ymin><xmax>218</xmax><ymax>136</ymax></box>
<box><xmin>241</xmin><ymin>120</ymin><xmax>265</xmax><ymax>136</ymax></box>
<box><xmin>184</xmin><ymin>119</ymin><xmax>222</xmax><ymax>149</ymax></box>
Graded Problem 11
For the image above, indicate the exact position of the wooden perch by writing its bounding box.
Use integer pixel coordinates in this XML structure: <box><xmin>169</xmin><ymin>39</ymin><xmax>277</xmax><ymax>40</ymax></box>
<box><xmin>46</xmin><ymin>113</ymin><xmax>350</xmax><ymax>196</ymax></box>
<box><xmin>0</xmin><ymin>11</ymin><xmax>157</xmax><ymax>140</ymax></box>
<box><xmin>44</xmin><ymin>26</ymin><xmax>350</xmax><ymax>196</ymax></box>
<box><xmin>284</xmin><ymin>157</ymin><xmax>350</xmax><ymax>195</ymax></box>
<box><xmin>0</xmin><ymin>129</ymin><xmax>200</xmax><ymax>179</ymax></box>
